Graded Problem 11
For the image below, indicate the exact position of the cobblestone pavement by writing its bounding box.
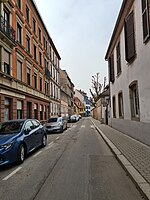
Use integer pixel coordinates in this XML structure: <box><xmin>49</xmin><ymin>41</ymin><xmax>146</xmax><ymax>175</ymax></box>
<box><xmin>91</xmin><ymin>118</ymin><xmax>150</xmax><ymax>185</ymax></box>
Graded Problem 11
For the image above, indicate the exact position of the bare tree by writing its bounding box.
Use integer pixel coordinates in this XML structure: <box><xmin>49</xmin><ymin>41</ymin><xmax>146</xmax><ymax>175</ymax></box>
<box><xmin>89</xmin><ymin>72</ymin><xmax>103</xmax><ymax>106</ymax></box>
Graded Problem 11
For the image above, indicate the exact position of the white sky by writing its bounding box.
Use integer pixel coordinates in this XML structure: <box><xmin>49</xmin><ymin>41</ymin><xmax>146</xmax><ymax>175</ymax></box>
<box><xmin>35</xmin><ymin>0</ymin><xmax>122</xmax><ymax>96</ymax></box>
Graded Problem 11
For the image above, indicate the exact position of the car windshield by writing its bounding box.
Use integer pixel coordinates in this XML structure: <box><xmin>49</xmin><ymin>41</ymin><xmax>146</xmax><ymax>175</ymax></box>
<box><xmin>48</xmin><ymin>118</ymin><xmax>58</xmax><ymax>123</ymax></box>
<box><xmin>0</xmin><ymin>121</ymin><xmax>24</xmax><ymax>134</ymax></box>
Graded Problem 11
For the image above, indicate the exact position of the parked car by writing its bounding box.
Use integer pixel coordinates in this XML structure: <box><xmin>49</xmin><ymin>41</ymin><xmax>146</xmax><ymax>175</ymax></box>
<box><xmin>44</xmin><ymin>116</ymin><xmax>67</xmax><ymax>133</ymax></box>
<box><xmin>0</xmin><ymin>119</ymin><xmax>47</xmax><ymax>166</ymax></box>
<box><xmin>68</xmin><ymin>115</ymin><xmax>80</xmax><ymax>123</ymax></box>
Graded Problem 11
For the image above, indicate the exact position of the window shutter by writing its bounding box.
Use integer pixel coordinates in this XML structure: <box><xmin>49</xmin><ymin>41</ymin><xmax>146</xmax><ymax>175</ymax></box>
<box><xmin>125</xmin><ymin>11</ymin><xmax>136</xmax><ymax>62</ymax></box>
<box><xmin>141</xmin><ymin>0</ymin><xmax>150</xmax><ymax>41</ymax></box>
<box><xmin>108</xmin><ymin>54</ymin><xmax>115</xmax><ymax>83</ymax></box>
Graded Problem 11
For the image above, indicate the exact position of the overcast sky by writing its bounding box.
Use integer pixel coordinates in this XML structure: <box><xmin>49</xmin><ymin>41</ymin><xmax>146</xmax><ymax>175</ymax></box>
<box><xmin>35</xmin><ymin>0</ymin><xmax>122</xmax><ymax>96</ymax></box>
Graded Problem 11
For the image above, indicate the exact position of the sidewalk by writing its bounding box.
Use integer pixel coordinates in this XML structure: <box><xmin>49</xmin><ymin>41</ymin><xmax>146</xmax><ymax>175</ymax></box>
<box><xmin>91</xmin><ymin>118</ymin><xmax>150</xmax><ymax>200</ymax></box>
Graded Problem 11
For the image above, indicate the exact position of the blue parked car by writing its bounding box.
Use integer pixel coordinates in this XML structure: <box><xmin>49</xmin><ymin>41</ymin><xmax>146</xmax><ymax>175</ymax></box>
<box><xmin>0</xmin><ymin>119</ymin><xmax>47</xmax><ymax>166</ymax></box>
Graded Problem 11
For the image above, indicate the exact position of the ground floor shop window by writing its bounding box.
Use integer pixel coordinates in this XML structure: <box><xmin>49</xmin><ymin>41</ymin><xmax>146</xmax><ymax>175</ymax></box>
<box><xmin>27</xmin><ymin>102</ymin><xmax>32</xmax><ymax>118</ymax></box>
<box><xmin>17</xmin><ymin>100</ymin><xmax>23</xmax><ymax>119</ymax></box>
<box><xmin>40</xmin><ymin>105</ymin><xmax>43</xmax><ymax>120</ymax></box>
<box><xmin>34</xmin><ymin>103</ymin><xmax>38</xmax><ymax>119</ymax></box>
<box><xmin>4</xmin><ymin>98</ymin><xmax>11</xmax><ymax>121</ymax></box>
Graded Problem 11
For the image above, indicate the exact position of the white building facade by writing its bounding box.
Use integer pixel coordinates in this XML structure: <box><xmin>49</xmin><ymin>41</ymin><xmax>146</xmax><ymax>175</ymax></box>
<box><xmin>105</xmin><ymin>0</ymin><xmax>150</xmax><ymax>146</ymax></box>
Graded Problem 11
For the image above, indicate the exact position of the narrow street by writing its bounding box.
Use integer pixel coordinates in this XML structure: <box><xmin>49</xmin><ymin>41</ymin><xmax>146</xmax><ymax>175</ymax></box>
<box><xmin>0</xmin><ymin>118</ymin><xmax>144</xmax><ymax>200</ymax></box>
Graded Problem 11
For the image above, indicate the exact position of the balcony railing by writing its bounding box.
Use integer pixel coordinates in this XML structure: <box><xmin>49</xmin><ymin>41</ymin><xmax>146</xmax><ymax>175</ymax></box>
<box><xmin>44</xmin><ymin>67</ymin><xmax>51</xmax><ymax>79</ymax></box>
<box><xmin>0</xmin><ymin>15</ymin><xmax>15</xmax><ymax>42</ymax></box>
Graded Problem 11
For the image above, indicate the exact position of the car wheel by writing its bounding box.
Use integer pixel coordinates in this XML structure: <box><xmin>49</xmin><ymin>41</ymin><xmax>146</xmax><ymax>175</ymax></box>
<box><xmin>60</xmin><ymin>126</ymin><xmax>63</xmax><ymax>133</ymax></box>
<box><xmin>42</xmin><ymin>134</ymin><xmax>47</xmax><ymax>147</ymax></box>
<box><xmin>17</xmin><ymin>144</ymin><xmax>25</xmax><ymax>164</ymax></box>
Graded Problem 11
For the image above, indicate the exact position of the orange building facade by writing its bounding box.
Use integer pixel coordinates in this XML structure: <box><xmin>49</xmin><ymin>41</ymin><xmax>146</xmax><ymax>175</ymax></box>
<box><xmin>0</xmin><ymin>0</ymin><xmax>61</xmax><ymax>122</ymax></box>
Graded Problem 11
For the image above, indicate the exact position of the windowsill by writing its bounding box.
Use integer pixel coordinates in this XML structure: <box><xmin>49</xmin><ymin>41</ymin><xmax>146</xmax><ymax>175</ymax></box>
<box><xmin>0</xmin><ymin>71</ymin><xmax>13</xmax><ymax>80</ymax></box>
<box><xmin>16</xmin><ymin>41</ymin><xmax>25</xmax><ymax>50</ymax></box>
<box><xmin>25</xmin><ymin>20</ymin><xmax>31</xmax><ymax>29</ymax></box>
<box><xmin>26</xmin><ymin>51</ymin><xmax>33</xmax><ymax>58</ymax></box>
<box><xmin>116</xmin><ymin>71</ymin><xmax>122</xmax><ymax>78</ymax></box>
<box><xmin>126</xmin><ymin>53</ymin><xmax>137</xmax><ymax>65</ymax></box>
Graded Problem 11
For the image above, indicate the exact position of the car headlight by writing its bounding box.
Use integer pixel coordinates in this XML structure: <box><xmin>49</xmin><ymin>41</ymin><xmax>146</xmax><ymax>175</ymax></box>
<box><xmin>1</xmin><ymin>143</ymin><xmax>13</xmax><ymax>150</ymax></box>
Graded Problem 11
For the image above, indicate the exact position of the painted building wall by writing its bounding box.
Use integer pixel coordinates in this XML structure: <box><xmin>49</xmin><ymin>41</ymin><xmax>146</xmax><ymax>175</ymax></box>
<box><xmin>107</xmin><ymin>0</ymin><xmax>150</xmax><ymax>146</ymax></box>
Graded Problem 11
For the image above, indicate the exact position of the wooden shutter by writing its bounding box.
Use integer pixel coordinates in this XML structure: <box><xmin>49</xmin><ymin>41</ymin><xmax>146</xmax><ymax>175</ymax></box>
<box><xmin>116</xmin><ymin>41</ymin><xmax>121</xmax><ymax>74</ymax></box>
<box><xmin>109</xmin><ymin>54</ymin><xmax>115</xmax><ymax>83</ymax></box>
<box><xmin>124</xmin><ymin>11</ymin><xmax>136</xmax><ymax>62</ymax></box>
<box><xmin>141</xmin><ymin>0</ymin><xmax>150</xmax><ymax>41</ymax></box>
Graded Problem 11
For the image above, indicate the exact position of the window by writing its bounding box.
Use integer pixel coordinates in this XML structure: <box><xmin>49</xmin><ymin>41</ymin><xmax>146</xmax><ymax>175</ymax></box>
<box><xmin>44</xmin><ymin>105</ymin><xmax>47</xmax><ymax>120</ymax></box>
<box><xmin>4</xmin><ymin>7</ymin><xmax>10</xmax><ymax>33</ymax></box>
<box><xmin>112</xmin><ymin>96</ymin><xmax>116</xmax><ymax>118</ymax></box>
<box><xmin>17</xmin><ymin>0</ymin><xmax>21</xmax><ymax>10</ymax></box>
<box><xmin>24</xmin><ymin>121</ymin><xmax>33</xmax><ymax>131</ymax></box>
<box><xmin>34</xmin><ymin>44</ymin><xmax>37</xmax><ymax>60</ymax></box>
<box><xmin>34</xmin><ymin>72</ymin><xmax>37</xmax><ymax>89</ymax></box>
<box><xmin>38</xmin><ymin>28</ymin><xmax>41</xmax><ymax>42</ymax></box>
<box><xmin>17</xmin><ymin>60</ymin><xmax>22</xmax><ymax>81</ymax></box>
<box><xmin>40</xmin><ymin>77</ymin><xmax>42</xmax><ymax>91</ymax></box>
<box><xmin>116</xmin><ymin>41</ymin><xmax>121</xmax><ymax>75</ymax></box>
<box><xmin>27</xmin><ymin>102</ymin><xmax>32</xmax><ymax>118</ymax></box>
<box><xmin>39</xmin><ymin>52</ymin><xmax>42</xmax><ymax>65</ymax></box>
<box><xmin>43</xmin><ymin>37</ymin><xmax>46</xmax><ymax>48</ymax></box>
<box><xmin>124</xmin><ymin>11</ymin><xmax>136</xmax><ymax>62</ymax></box>
<box><xmin>45</xmin><ymin>81</ymin><xmax>49</xmax><ymax>95</ymax></box>
<box><xmin>33</xmin><ymin>17</ymin><xmax>36</xmax><ymax>33</ymax></box>
<box><xmin>17</xmin><ymin>22</ymin><xmax>22</xmax><ymax>44</ymax></box>
<box><xmin>26</xmin><ymin>5</ymin><xmax>30</xmax><ymax>23</ymax></box>
<box><xmin>141</xmin><ymin>0</ymin><xmax>150</xmax><ymax>41</ymax></box>
<box><xmin>27</xmin><ymin>67</ymin><xmax>31</xmax><ymax>85</ymax></box>
<box><xmin>40</xmin><ymin>105</ymin><xmax>43</xmax><ymax>120</ymax></box>
<box><xmin>108</xmin><ymin>54</ymin><xmax>115</xmax><ymax>83</ymax></box>
<box><xmin>4</xmin><ymin>98</ymin><xmax>11</xmax><ymax>121</ymax></box>
<box><xmin>44</xmin><ymin>58</ymin><xmax>47</xmax><ymax>68</ymax></box>
<box><xmin>118</xmin><ymin>92</ymin><xmax>124</xmax><ymax>118</ymax></box>
<box><xmin>17</xmin><ymin>100</ymin><xmax>23</xmax><ymax>119</ymax></box>
<box><xmin>34</xmin><ymin>104</ymin><xmax>38</xmax><ymax>119</ymax></box>
<box><xmin>26</xmin><ymin>35</ymin><xmax>30</xmax><ymax>53</ymax></box>
<box><xmin>4</xmin><ymin>49</ymin><xmax>10</xmax><ymax>75</ymax></box>
<box><xmin>129</xmin><ymin>81</ymin><xmax>140</xmax><ymax>119</ymax></box>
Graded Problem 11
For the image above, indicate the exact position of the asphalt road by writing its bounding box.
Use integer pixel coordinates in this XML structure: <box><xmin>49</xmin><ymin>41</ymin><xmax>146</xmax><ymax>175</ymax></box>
<box><xmin>0</xmin><ymin>118</ymin><xmax>145</xmax><ymax>200</ymax></box>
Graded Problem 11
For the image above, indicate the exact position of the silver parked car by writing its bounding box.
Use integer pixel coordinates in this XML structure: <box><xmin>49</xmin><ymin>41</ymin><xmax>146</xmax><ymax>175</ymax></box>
<box><xmin>44</xmin><ymin>116</ymin><xmax>67</xmax><ymax>133</ymax></box>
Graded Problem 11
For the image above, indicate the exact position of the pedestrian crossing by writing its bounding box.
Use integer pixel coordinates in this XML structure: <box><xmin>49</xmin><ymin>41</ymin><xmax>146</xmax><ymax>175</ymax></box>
<box><xmin>70</xmin><ymin>124</ymin><xmax>95</xmax><ymax>129</ymax></box>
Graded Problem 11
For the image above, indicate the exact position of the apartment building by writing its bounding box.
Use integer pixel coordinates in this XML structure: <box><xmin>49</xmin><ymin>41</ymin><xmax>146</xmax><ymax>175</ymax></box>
<box><xmin>60</xmin><ymin>69</ymin><xmax>74</xmax><ymax>117</ymax></box>
<box><xmin>105</xmin><ymin>0</ymin><xmax>150</xmax><ymax>146</ymax></box>
<box><xmin>0</xmin><ymin>0</ymin><xmax>61</xmax><ymax>122</ymax></box>
<box><xmin>74</xmin><ymin>96</ymin><xmax>85</xmax><ymax>117</ymax></box>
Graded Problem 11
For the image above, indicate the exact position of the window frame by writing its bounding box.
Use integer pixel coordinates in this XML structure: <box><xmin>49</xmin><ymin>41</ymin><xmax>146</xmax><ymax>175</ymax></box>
<box><xmin>124</xmin><ymin>11</ymin><xmax>136</xmax><ymax>63</ymax></box>
<box><xmin>129</xmin><ymin>81</ymin><xmax>140</xmax><ymax>120</ymax></box>
<box><xmin>116</xmin><ymin>41</ymin><xmax>121</xmax><ymax>75</ymax></box>
<box><xmin>118</xmin><ymin>92</ymin><xmax>124</xmax><ymax>118</ymax></box>
<box><xmin>141</xmin><ymin>0</ymin><xmax>150</xmax><ymax>42</ymax></box>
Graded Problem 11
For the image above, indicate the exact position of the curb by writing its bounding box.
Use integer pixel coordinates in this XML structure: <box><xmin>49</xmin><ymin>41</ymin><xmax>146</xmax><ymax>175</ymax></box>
<box><xmin>91</xmin><ymin>120</ymin><xmax>150</xmax><ymax>200</ymax></box>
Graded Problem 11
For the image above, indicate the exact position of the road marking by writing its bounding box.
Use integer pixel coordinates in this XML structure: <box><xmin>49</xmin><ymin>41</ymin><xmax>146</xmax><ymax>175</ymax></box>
<box><xmin>48</xmin><ymin>141</ymin><xmax>54</xmax><ymax>146</ymax></box>
<box><xmin>90</xmin><ymin>125</ymin><xmax>94</xmax><ymax>128</ymax></box>
<box><xmin>33</xmin><ymin>151</ymin><xmax>42</xmax><ymax>157</ymax></box>
<box><xmin>3</xmin><ymin>167</ymin><xmax>22</xmax><ymax>181</ymax></box>
<box><xmin>46</xmin><ymin>141</ymin><xmax>54</xmax><ymax>149</ymax></box>
<box><xmin>81</xmin><ymin>125</ymin><xmax>85</xmax><ymax>128</ymax></box>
